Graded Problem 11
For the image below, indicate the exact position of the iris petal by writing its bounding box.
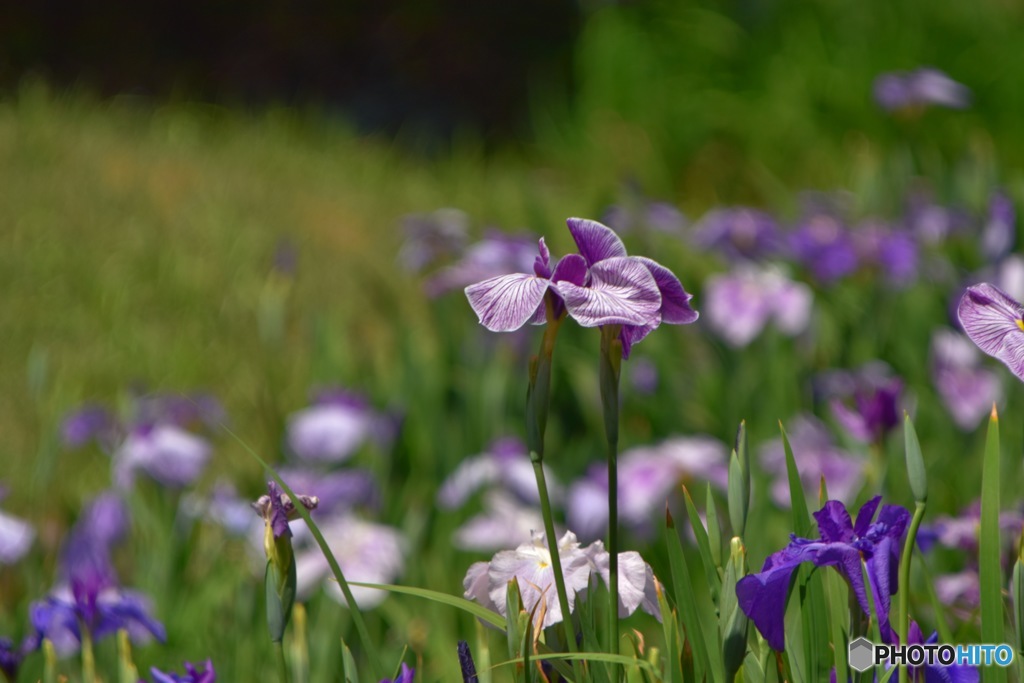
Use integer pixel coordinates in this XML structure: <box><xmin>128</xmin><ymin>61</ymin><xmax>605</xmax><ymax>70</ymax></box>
<box><xmin>556</xmin><ymin>257</ymin><xmax>662</xmax><ymax>328</ymax></box>
<box><xmin>465</xmin><ymin>273</ymin><xmax>551</xmax><ymax>332</ymax></box>
<box><xmin>958</xmin><ymin>283</ymin><xmax>1024</xmax><ymax>380</ymax></box>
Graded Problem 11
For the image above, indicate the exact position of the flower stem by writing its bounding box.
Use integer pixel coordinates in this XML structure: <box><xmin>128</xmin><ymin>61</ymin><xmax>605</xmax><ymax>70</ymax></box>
<box><xmin>897</xmin><ymin>500</ymin><xmax>926</xmax><ymax>683</ymax></box>
<box><xmin>276</xmin><ymin>640</ymin><xmax>291</xmax><ymax>683</ymax></box>
<box><xmin>80</xmin><ymin>624</ymin><xmax>96</xmax><ymax>683</ymax></box>
<box><xmin>599</xmin><ymin>326</ymin><xmax>622</xmax><ymax>679</ymax></box>
<box><xmin>524</xmin><ymin>310</ymin><xmax>582</xmax><ymax>680</ymax></box>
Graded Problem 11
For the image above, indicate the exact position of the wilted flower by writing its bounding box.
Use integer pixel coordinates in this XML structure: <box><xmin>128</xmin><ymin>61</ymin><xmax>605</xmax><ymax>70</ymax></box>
<box><xmin>930</xmin><ymin>329</ymin><xmax>1002</xmax><ymax>430</ymax></box>
<box><xmin>149</xmin><ymin>659</ymin><xmax>216</xmax><ymax>683</ymax></box>
<box><xmin>957</xmin><ymin>283</ymin><xmax>1024</xmax><ymax>381</ymax></box>
<box><xmin>823</xmin><ymin>364</ymin><xmax>903</xmax><ymax>444</ymax></box>
<box><xmin>567</xmin><ymin>436</ymin><xmax>728</xmax><ymax>541</ymax></box>
<box><xmin>458</xmin><ymin>640</ymin><xmax>479</xmax><ymax>683</ymax></box>
<box><xmin>692</xmin><ymin>208</ymin><xmax>784</xmax><ymax>261</ymax></box>
<box><xmin>463</xmin><ymin>530</ymin><xmax>659</xmax><ymax>629</ymax></box>
<box><xmin>703</xmin><ymin>265</ymin><xmax>813</xmax><ymax>347</ymax></box>
<box><xmin>873</xmin><ymin>68</ymin><xmax>971</xmax><ymax>111</ymax></box>
<box><xmin>554</xmin><ymin>218</ymin><xmax>698</xmax><ymax>356</ymax></box>
<box><xmin>737</xmin><ymin>496</ymin><xmax>909</xmax><ymax>651</ymax></box>
<box><xmin>760</xmin><ymin>416</ymin><xmax>864</xmax><ymax>507</ymax></box>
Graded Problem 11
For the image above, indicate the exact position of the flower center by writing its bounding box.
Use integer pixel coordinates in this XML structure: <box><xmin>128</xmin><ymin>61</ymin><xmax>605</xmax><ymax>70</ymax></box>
<box><xmin>1017</xmin><ymin>319</ymin><xmax>1024</xmax><ymax>332</ymax></box>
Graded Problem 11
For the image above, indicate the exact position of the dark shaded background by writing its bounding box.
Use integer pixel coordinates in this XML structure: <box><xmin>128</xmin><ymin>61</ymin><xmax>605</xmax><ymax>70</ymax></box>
<box><xmin>0</xmin><ymin>0</ymin><xmax>580</xmax><ymax>137</ymax></box>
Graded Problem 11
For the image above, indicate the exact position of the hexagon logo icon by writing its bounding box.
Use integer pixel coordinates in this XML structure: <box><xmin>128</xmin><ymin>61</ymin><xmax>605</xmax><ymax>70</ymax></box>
<box><xmin>849</xmin><ymin>637</ymin><xmax>875</xmax><ymax>673</ymax></box>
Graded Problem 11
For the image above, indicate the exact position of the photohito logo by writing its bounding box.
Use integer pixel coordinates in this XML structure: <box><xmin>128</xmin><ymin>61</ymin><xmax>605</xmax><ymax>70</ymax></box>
<box><xmin>848</xmin><ymin>637</ymin><xmax>1014</xmax><ymax>672</ymax></box>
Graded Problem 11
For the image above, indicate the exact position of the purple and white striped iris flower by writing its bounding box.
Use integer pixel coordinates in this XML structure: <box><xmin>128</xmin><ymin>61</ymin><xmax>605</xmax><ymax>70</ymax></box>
<box><xmin>114</xmin><ymin>423</ymin><xmax>212</xmax><ymax>490</ymax></box>
<box><xmin>957</xmin><ymin>283</ymin><xmax>1024</xmax><ymax>381</ymax></box>
<box><xmin>466</xmin><ymin>218</ymin><xmax>697</xmax><ymax>356</ymax></box>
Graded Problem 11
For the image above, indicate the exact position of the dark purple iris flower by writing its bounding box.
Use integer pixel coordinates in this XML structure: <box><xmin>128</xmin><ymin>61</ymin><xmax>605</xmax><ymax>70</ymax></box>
<box><xmin>737</xmin><ymin>496</ymin><xmax>909</xmax><ymax>652</ymax></box>
<box><xmin>789</xmin><ymin>213</ymin><xmax>858</xmax><ymax>283</ymax></box>
<box><xmin>824</xmin><ymin>365</ymin><xmax>903</xmax><ymax>444</ymax></box>
<box><xmin>380</xmin><ymin>663</ymin><xmax>415</xmax><ymax>683</ymax></box>
<box><xmin>61</xmin><ymin>406</ymin><xmax>118</xmax><ymax>449</ymax></box>
<box><xmin>0</xmin><ymin>636</ymin><xmax>31</xmax><ymax>682</ymax></box>
<box><xmin>852</xmin><ymin>220</ymin><xmax>919</xmax><ymax>285</ymax></box>
<box><xmin>251</xmin><ymin>481</ymin><xmax>320</xmax><ymax>540</ymax></box>
<box><xmin>465</xmin><ymin>237</ymin><xmax>588</xmax><ymax>332</ymax></box>
<box><xmin>553</xmin><ymin>218</ymin><xmax>698</xmax><ymax>357</ymax></box>
<box><xmin>149</xmin><ymin>659</ymin><xmax>216</xmax><ymax>683</ymax></box>
<box><xmin>957</xmin><ymin>283</ymin><xmax>1024</xmax><ymax>382</ymax></box>
<box><xmin>692</xmin><ymin>207</ymin><xmax>785</xmax><ymax>261</ymax></box>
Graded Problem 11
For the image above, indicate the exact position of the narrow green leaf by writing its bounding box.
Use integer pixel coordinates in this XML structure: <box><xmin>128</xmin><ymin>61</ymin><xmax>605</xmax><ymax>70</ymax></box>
<box><xmin>742</xmin><ymin>651</ymin><xmax>765</xmax><ymax>683</ymax></box>
<box><xmin>980</xmin><ymin>407</ymin><xmax>1007</xmax><ymax>683</ymax></box>
<box><xmin>780</xmin><ymin>422</ymin><xmax>812</xmax><ymax>536</ymax></box>
<box><xmin>340</xmin><ymin>638</ymin><xmax>358</xmax><ymax>683</ymax></box>
<box><xmin>825</xmin><ymin>569</ymin><xmax>850</xmax><ymax>683</ymax></box>
<box><xmin>917</xmin><ymin>553</ymin><xmax>954</xmax><ymax>644</ymax></box>
<box><xmin>506</xmin><ymin>579</ymin><xmax>524</xmax><ymax>662</ymax></box>
<box><xmin>903</xmin><ymin>413</ymin><xmax>928</xmax><ymax>503</ymax></box>
<box><xmin>656</xmin><ymin>582</ymin><xmax>683</xmax><ymax>683</ymax></box>
<box><xmin>665</xmin><ymin>509</ymin><xmax>712</xmax><ymax>682</ymax></box>
<box><xmin>348</xmin><ymin>581</ymin><xmax>505</xmax><ymax>629</ymax></box>
<box><xmin>706</xmin><ymin>483</ymin><xmax>723</xmax><ymax>570</ymax></box>
<box><xmin>728</xmin><ymin>449</ymin><xmax>746</xmax><ymax>539</ymax></box>
<box><xmin>736</xmin><ymin>420</ymin><xmax>750</xmax><ymax>529</ymax></box>
<box><xmin>1013</xmin><ymin>532</ymin><xmax>1024</xmax><ymax>683</ymax></box>
<box><xmin>681</xmin><ymin>485</ymin><xmax>722</xmax><ymax>602</ymax></box>
<box><xmin>577</xmin><ymin>582</ymin><xmax>611</xmax><ymax>683</ymax></box>
<box><xmin>720</xmin><ymin>537</ymin><xmax>750</xmax><ymax>682</ymax></box>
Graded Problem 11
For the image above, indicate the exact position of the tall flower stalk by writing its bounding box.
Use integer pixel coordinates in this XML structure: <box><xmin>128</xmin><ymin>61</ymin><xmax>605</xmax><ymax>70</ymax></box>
<box><xmin>599</xmin><ymin>324</ymin><xmax>623</xmax><ymax>674</ymax></box>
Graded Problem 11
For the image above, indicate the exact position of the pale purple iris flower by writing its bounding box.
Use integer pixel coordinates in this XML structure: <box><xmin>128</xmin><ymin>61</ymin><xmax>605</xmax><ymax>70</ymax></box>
<box><xmin>149</xmin><ymin>660</ymin><xmax>216</xmax><ymax>683</ymax></box>
<box><xmin>930</xmin><ymin>329</ymin><xmax>1002</xmax><ymax>430</ymax></box>
<box><xmin>957</xmin><ymin>283</ymin><xmax>1024</xmax><ymax>382</ymax></box>
<box><xmin>289</xmin><ymin>513</ymin><xmax>405</xmax><ymax>609</ymax></box>
<box><xmin>822</xmin><ymin>364</ymin><xmax>903</xmax><ymax>444</ymax></box>
<box><xmin>566</xmin><ymin>436</ymin><xmax>728</xmax><ymax>542</ymax></box>
<box><xmin>438</xmin><ymin>437</ymin><xmax>560</xmax><ymax>510</ymax></box>
<box><xmin>703</xmin><ymin>265</ymin><xmax>813</xmax><ymax>348</ymax></box>
<box><xmin>0</xmin><ymin>486</ymin><xmax>34</xmax><ymax>565</ymax></box>
<box><xmin>917</xmin><ymin>501</ymin><xmax>1024</xmax><ymax>555</ymax></box>
<box><xmin>981</xmin><ymin>190</ymin><xmax>1016</xmax><ymax>262</ymax></box>
<box><xmin>114</xmin><ymin>423</ymin><xmax>212</xmax><ymax>489</ymax></box>
<box><xmin>427</xmin><ymin>230</ymin><xmax>540</xmax><ymax>298</ymax></box>
<box><xmin>905</xmin><ymin>191</ymin><xmax>967</xmax><ymax>246</ymax></box>
<box><xmin>286</xmin><ymin>390</ymin><xmax>386</xmax><ymax>463</ymax></box>
<box><xmin>692</xmin><ymin>207</ymin><xmax>785</xmax><ymax>261</ymax></box>
<box><xmin>553</xmin><ymin>218</ymin><xmax>698</xmax><ymax>357</ymax></box>
<box><xmin>737</xmin><ymin>496</ymin><xmax>909</xmax><ymax>651</ymax></box>
<box><xmin>788</xmin><ymin>212</ymin><xmax>858</xmax><ymax>283</ymax></box>
<box><xmin>398</xmin><ymin>208</ymin><xmax>470</xmax><ymax>273</ymax></box>
<box><xmin>61</xmin><ymin>405</ymin><xmax>118</xmax><ymax>449</ymax></box>
<box><xmin>874</xmin><ymin>68</ymin><xmax>971</xmax><ymax>111</ymax></box>
<box><xmin>760</xmin><ymin>416</ymin><xmax>865</xmax><ymax>507</ymax></box>
<box><xmin>463</xmin><ymin>530</ymin><xmax>660</xmax><ymax>629</ymax></box>
<box><xmin>452</xmin><ymin>491</ymin><xmax>549</xmax><ymax>552</ymax></box>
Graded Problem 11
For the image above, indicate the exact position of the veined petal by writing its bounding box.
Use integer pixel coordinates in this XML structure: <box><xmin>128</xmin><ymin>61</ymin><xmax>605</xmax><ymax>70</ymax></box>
<box><xmin>556</xmin><ymin>257</ymin><xmax>662</xmax><ymax>328</ymax></box>
<box><xmin>958</xmin><ymin>283</ymin><xmax>1024</xmax><ymax>380</ymax></box>
<box><xmin>465</xmin><ymin>273</ymin><xmax>550</xmax><ymax>332</ymax></box>
<box><xmin>566</xmin><ymin>218</ymin><xmax>627</xmax><ymax>266</ymax></box>
<box><xmin>551</xmin><ymin>253</ymin><xmax>588</xmax><ymax>286</ymax></box>
<box><xmin>634</xmin><ymin>257</ymin><xmax>699</xmax><ymax>325</ymax></box>
<box><xmin>813</xmin><ymin>501</ymin><xmax>856</xmax><ymax>544</ymax></box>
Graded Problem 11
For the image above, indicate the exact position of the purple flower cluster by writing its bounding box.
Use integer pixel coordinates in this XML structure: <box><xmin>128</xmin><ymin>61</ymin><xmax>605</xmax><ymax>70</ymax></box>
<box><xmin>149</xmin><ymin>659</ymin><xmax>216</xmax><ymax>683</ymax></box>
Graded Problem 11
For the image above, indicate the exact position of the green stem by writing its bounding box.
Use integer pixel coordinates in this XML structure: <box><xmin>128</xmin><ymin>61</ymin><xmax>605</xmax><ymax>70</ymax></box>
<box><xmin>599</xmin><ymin>326</ymin><xmax>622</xmax><ymax>680</ymax></box>
<box><xmin>897</xmin><ymin>501</ymin><xmax>926</xmax><ymax>683</ymax></box>
<box><xmin>81</xmin><ymin>624</ymin><xmax>96</xmax><ymax>683</ymax></box>
<box><xmin>276</xmin><ymin>640</ymin><xmax>291</xmax><ymax>683</ymax></box>
<box><xmin>524</xmin><ymin>309</ymin><xmax>583</xmax><ymax>681</ymax></box>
